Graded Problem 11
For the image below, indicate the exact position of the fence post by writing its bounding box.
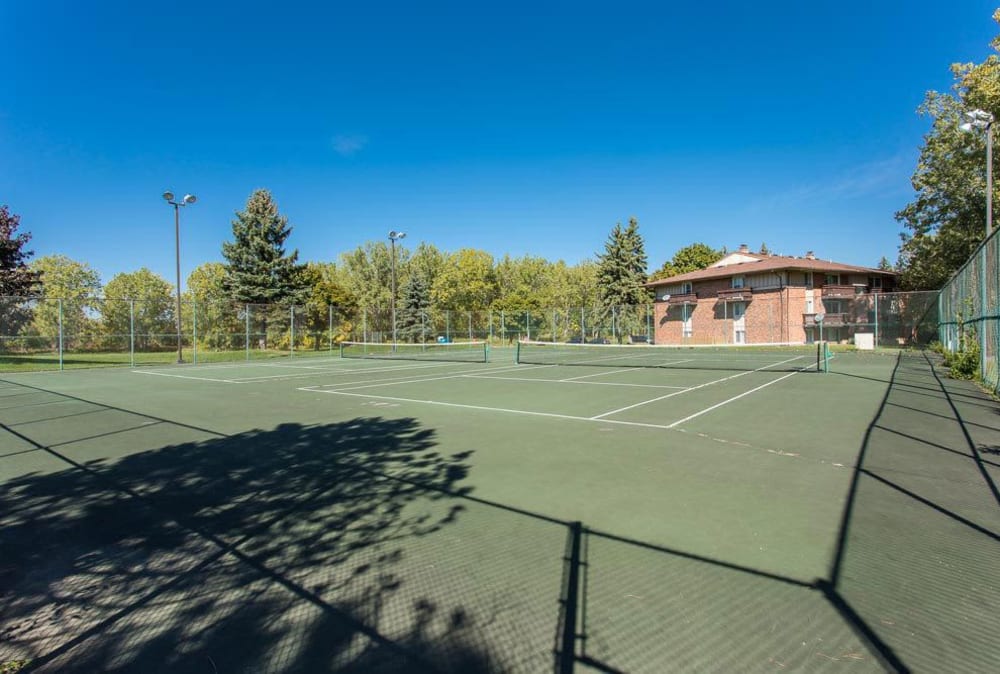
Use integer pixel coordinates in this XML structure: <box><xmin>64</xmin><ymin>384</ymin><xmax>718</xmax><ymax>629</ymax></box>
<box><xmin>245</xmin><ymin>304</ymin><xmax>250</xmax><ymax>361</ymax></box>
<box><xmin>981</xmin><ymin>245</ymin><xmax>988</xmax><ymax>381</ymax></box>
<box><xmin>553</xmin><ymin>310</ymin><xmax>557</xmax><ymax>342</ymax></box>
<box><xmin>192</xmin><ymin>299</ymin><xmax>198</xmax><ymax>364</ymax></box>
<box><xmin>363</xmin><ymin>307</ymin><xmax>368</xmax><ymax>343</ymax></box>
<box><xmin>646</xmin><ymin>304</ymin><xmax>652</xmax><ymax>342</ymax></box>
<box><xmin>581</xmin><ymin>308</ymin><xmax>585</xmax><ymax>342</ymax></box>
<box><xmin>612</xmin><ymin>305</ymin><xmax>617</xmax><ymax>342</ymax></box>
<box><xmin>446</xmin><ymin>310</ymin><xmax>451</xmax><ymax>342</ymax></box>
<box><xmin>874</xmin><ymin>293</ymin><xmax>879</xmax><ymax>349</ymax></box>
<box><xmin>329</xmin><ymin>304</ymin><xmax>334</xmax><ymax>354</ymax></box>
<box><xmin>290</xmin><ymin>305</ymin><xmax>295</xmax><ymax>358</ymax></box>
<box><xmin>489</xmin><ymin>310</ymin><xmax>494</xmax><ymax>342</ymax></box>
<box><xmin>501</xmin><ymin>310</ymin><xmax>506</xmax><ymax>343</ymax></box>
<box><xmin>129</xmin><ymin>299</ymin><xmax>135</xmax><ymax>368</ymax></box>
<box><xmin>526</xmin><ymin>311</ymin><xmax>531</xmax><ymax>341</ymax></box>
<box><xmin>58</xmin><ymin>298</ymin><xmax>64</xmax><ymax>371</ymax></box>
<box><xmin>468</xmin><ymin>311</ymin><xmax>473</xmax><ymax>342</ymax></box>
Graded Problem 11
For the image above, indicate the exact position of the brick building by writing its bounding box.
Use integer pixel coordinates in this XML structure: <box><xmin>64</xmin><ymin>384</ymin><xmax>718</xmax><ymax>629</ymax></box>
<box><xmin>646</xmin><ymin>245</ymin><xmax>898</xmax><ymax>345</ymax></box>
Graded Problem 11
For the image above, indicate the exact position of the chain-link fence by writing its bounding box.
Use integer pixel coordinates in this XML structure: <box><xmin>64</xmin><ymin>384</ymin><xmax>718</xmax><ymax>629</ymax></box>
<box><xmin>2</xmin><ymin>291</ymin><xmax>947</xmax><ymax>373</ymax></box>
<box><xmin>938</xmin><ymin>226</ymin><xmax>999</xmax><ymax>393</ymax></box>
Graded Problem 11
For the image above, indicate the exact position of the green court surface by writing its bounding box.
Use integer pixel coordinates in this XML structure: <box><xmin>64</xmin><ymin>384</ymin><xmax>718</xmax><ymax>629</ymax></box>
<box><xmin>1</xmin><ymin>348</ymin><xmax>999</xmax><ymax>672</ymax></box>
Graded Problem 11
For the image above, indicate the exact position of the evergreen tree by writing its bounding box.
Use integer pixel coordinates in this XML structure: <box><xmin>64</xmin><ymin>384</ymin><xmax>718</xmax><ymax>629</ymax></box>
<box><xmin>759</xmin><ymin>242</ymin><xmax>771</xmax><ymax>255</ymax></box>
<box><xmin>396</xmin><ymin>273</ymin><xmax>432</xmax><ymax>342</ymax></box>
<box><xmin>222</xmin><ymin>189</ymin><xmax>308</xmax><ymax>304</ymax></box>
<box><xmin>596</xmin><ymin>217</ymin><xmax>650</xmax><ymax>308</ymax></box>
<box><xmin>221</xmin><ymin>189</ymin><xmax>308</xmax><ymax>348</ymax></box>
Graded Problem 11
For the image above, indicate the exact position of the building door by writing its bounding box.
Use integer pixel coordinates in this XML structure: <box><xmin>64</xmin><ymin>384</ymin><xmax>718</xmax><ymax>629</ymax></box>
<box><xmin>733</xmin><ymin>302</ymin><xmax>746</xmax><ymax>343</ymax></box>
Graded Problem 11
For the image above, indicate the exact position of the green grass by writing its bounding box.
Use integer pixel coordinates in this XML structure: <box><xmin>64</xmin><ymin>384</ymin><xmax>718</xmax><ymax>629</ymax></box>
<box><xmin>0</xmin><ymin>346</ymin><xmax>341</xmax><ymax>372</ymax></box>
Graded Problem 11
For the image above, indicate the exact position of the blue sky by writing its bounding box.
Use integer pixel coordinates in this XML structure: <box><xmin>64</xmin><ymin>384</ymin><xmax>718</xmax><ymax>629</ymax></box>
<box><xmin>2</xmin><ymin>1</ymin><xmax>997</xmax><ymax>289</ymax></box>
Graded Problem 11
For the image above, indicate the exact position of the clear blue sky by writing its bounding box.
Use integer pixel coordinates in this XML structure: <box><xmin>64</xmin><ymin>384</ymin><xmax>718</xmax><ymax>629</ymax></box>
<box><xmin>2</xmin><ymin>1</ymin><xmax>997</xmax><ymax>289</ymax></box>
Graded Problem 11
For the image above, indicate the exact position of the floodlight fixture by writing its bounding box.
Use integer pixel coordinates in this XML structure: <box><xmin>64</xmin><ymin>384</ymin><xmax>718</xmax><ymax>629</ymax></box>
<box><xmin>163</xmin><ymin>191</ymin><xmax>175</xmax><ymax>202</ymax></box>
<box><xmin>183</xmin><ymin>194</ymin><xmax>197</xmax><ymax>204</ymax></box>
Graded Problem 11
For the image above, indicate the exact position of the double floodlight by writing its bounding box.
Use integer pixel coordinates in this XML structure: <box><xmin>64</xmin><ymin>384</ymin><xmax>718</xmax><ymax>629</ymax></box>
<box><xmin>960</xmin><ymin>109</ymin><xmax>995</xmax><ymax>132</ymax></box>
<box><xmin>388</xmin><ymin>230</ymin><xmax>406</xmax><ymax>240</ymax></box>
<box><xmin>162</xmin><ymin>191</ymin><xmax>197</xmax><ymax>205</ymax></box>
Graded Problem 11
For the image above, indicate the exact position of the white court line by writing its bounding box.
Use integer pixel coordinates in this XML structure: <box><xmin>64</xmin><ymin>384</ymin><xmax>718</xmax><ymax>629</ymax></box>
<box><xmin>588</xmin><ymin>355</ymin><xmax>807</xmax><ymax>420</ymax></box>
<box><xmin>230</xmin><ymin>361</ymin><xmax>455</xmax><ymax>382</ymax></box>
<box><xmin>299</xmin><ymin>386</ymin><xmax>800</xmax><ymax>437</ymax></box>
<box><xmin>665</xmin><ymin>369</ymin><xmax>804</xmax><ymax>428</ymax></box>
<box><xmin>132</xmin><ymin>370</ymin><xmax>242</xmax><ymax>383</ymax></box>
<box><xmin>318</xmin><ymin>363</ymin><xmax>548</xmax><ymax>392</ymax></box>
<box><xmin>463</xmin><ymin>374</ymin><xmax>687</xmax><ymax>389</ymax></box>
<box><xmin>559</xmin><ymin>368</ymin><xmax>633</xmax><ymax>381</ymax></box>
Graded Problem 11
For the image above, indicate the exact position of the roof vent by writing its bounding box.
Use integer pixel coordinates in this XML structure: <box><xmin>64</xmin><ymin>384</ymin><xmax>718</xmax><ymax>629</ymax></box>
<box><xmin>805</xmin><ymin>251</ymin><xmax>816</xmax><ymax>260</ymax></box>
<box><xmin>738</xmin><ymin>243</ymin><xmax>749</xmax><ymax>254</ymax></box>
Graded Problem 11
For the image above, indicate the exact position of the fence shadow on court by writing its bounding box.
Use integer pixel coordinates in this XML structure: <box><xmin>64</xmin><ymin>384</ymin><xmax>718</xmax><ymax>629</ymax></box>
<box><xmin>0</xmin><ymin>415</ymin><xmax>537</xmax><ymax>673</ymax></box>
<box><xmin>828</xmin><ymin>351</ymin><xmax>1000</xmax><ymax>673</ymax></box>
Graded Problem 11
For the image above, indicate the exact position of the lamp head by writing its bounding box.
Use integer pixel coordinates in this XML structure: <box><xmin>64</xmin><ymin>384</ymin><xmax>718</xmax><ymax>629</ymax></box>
<box><xmin>162</xmin><ymin>191</ymin><xmax>175</xmax><ymax>202</ymax></box>
<box><xmin>183</xmin><ymin>194</ymin><xmax>197</xmax><ymax>204</ymax></box>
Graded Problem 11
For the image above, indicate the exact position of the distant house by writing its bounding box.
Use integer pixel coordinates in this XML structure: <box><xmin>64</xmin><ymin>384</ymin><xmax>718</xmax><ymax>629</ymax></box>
<box><xmin>646</xmin><ymin>244</ymin><xmax>898</xmax><ymax>345</ymax></box>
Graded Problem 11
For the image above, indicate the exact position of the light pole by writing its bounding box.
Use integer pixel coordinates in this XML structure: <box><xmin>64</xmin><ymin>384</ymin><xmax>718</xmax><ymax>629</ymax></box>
<box><xmin>163</xmin><ymin>191</ymin><xmax>197</xmax><ymax>363</ymax></box>
<box><xmin>960</xmin><ymin>109</ymin><xmax>994</xmax><ymax>236</ymax></box>
<box><xmin>388</xmin><ymin>230</ymin><xmax>406</xmax><ymax>347</ymax></box>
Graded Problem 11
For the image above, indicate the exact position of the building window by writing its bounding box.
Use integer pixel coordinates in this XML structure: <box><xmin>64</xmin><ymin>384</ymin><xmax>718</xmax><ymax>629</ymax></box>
<box><xmin>732</xmin><ymin>275</ymin><xmax>745</xmax><ymax>289</ymax></box>
<box><xmin>734</xmin><ymin>329</ymin><xmax>746</xmax><ymax>344</ymax></box>
<box><xmin>805</xmin><ymin>272</ymin><xmax>813</xmax><ymax>288</ymax></box>
<box><xmin>825</xmin><ymin>273</ymin><xmax>840</xmax><ymax>285</ymax></box>
<box><xmin>681</xmin><ymin>306</ymin><xmax>692</xmax><ymax>338</ymax></box>
<box><xmin>869</xmin><ymin>276</ymin><xmax>882</xmax><ymax>289</ymax></box>
<box><xmin>681</xmin><ymin>282</ymin><xmax>692</xmax><ymax>294</ymax></box>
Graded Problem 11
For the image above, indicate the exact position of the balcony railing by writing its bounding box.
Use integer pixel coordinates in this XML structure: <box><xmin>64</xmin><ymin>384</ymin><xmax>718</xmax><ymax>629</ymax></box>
<box><xmin>666</xmin><ymin>293</ymin><xmax>697</xmax><ymax>305</ymax></box>
<box><xmin>821</xmin><ymin>285</ymin><xmax>862</xmax><ymax>299</ymax></box>
<box><xmin>717</xmin><ymin>288</ymin><xmax>752</xmax><ymax>302</ymax></box>
<box><xmin>803</xmin><ymin>312</ymin><xmax>849</xmax><ymax>327</ymax></box>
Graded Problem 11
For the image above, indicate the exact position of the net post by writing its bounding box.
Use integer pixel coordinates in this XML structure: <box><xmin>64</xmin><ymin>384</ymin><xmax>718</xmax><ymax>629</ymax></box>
<box><xmin>515</xmin><ymin>339</ymin><xmax>521</xmax><ymax>364</ymax></box>
<box><xmin>483</xmin><ymin>340</ymin><xmax>490</xmax><ymax>363</ymax></box>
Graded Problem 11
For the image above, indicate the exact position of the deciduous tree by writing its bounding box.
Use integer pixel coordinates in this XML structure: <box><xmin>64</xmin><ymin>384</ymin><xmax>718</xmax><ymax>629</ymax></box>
<box><xmin>102</xmin><ymin>268</ymin><xmax>174</xmax><ymax>350</ymax></box>
<box><xmin>896</xmin><ymin>10</ymin><xmax>1000</xmax><ymax>289</ymax></box>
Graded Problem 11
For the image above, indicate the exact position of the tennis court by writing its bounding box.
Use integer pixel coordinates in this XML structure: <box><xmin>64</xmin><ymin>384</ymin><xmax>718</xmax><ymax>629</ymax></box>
<box><xmin>2</xmin><ymin>343</ymin><xmax>999</xmax><ymax>672</ymax></box>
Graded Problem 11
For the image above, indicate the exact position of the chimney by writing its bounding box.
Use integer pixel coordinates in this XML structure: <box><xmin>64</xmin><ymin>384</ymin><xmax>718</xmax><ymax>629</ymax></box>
<box><xmin>805</xmin><ymin>251</ymin><xmax>816</xmax><ymax>260</ymax></box>
<box><xmin>738</xmin><ymin>243</ymin><xmax>749</xmax><ymax>254</ymax></box>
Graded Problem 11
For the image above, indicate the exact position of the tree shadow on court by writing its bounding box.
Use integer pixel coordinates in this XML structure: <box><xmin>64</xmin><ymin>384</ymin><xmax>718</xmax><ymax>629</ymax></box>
<box><xmin>0</xmin><ymin>417</ymin><xmax>520</xmax><ymax>673</ymax></box>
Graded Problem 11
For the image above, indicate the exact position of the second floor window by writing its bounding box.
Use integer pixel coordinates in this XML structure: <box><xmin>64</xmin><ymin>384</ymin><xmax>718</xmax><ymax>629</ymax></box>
<box><xmin>825</xmin><ymin>273</ymin><xmax>841</xmax><ymax>285</ymax></box>
<box><xmin>732</xmin><ymin>275</ymin><xmax>745</xmax><ymax>289</ymax></box>
<box><xmin>681</xmin><ymin>282</ymin><xmax>692</xmax><ymax>294</ymax></box>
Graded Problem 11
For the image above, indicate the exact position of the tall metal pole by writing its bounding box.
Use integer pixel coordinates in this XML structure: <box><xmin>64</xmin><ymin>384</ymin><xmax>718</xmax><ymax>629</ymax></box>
<box><xmin>174</xmin><ymin>203</ymin><xmax>183</xmax><ymax>363</ymax></box>
<box><xmin>390</xmin><ymin>236</ymin><xmax>397</xmax><ymax>347</ymax></box>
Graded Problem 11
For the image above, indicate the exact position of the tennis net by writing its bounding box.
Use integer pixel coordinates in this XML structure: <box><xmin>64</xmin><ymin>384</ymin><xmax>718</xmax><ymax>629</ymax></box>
<box><xmin>515</xmin><ymin>340</ymin><xmax>830</xmax><ymax>372</ymax></box>
<box><xmin>340</xmin><ymin>340</ymin><xmax>489</xmax><ymax>363</ymax></box>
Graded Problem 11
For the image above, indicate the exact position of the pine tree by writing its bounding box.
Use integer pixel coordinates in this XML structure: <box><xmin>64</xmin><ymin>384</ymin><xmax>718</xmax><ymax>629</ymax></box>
<box><xmin>222</xmin><ymin>190</ymin><xmax>307</xmax><ymax>303</ymax></box>
<box><xmin>396</xmin><ymin>273</ymin><xmax>432</xmax><ymax>342</ymax></box>
<box><xmin>221</xmin><ymin>190</ymin><xmax>308</xmax><ymax>347</ymax></box>
<box><xmin>759</xmin><ymin>242</ymin><xmax>771</xmax><ymax>255</ymax></box>
<box><xmin>596</xmin><ymin>217</ymin><xmax>650</xmax><ymax>308</ymax></box>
